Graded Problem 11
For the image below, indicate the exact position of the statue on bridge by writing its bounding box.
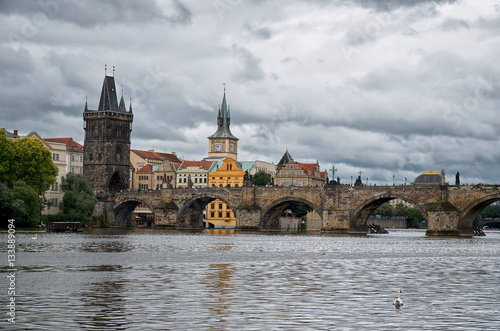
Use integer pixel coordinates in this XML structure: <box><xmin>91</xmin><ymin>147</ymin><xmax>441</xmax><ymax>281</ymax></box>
<box><xmin>244</xmin><ymin>170</ymin><xmax>253</xmax><ymax>187</ymax></box>
<box><xmin>455</xmin><ymin>171</ymin><xmax>460</xmax><ymax>186</ymax></box>
<box><xmin>354</xmin><ymin>175</ymin><xmax>363</xmax><ymax>186</ymax></box>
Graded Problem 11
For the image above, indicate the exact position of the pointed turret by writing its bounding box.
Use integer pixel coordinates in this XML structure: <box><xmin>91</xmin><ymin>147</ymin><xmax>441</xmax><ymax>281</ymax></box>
<box><xmin>129</xmin><ymin>99</ymin><xmax>133</xmax><ymax>113</ymax></box>
<box><xmin>84</xmin><ymin>100</ymin><xmax>88</xmax><ymax>112</ymax></box>
<box><xmin>208</xmin><ymin>89</ymin><xmax>238</xmax><ymax>140</ymax></box>
<box><xmin>119</xmin><ymin>95</ymin><xmax>126</xmax><ymax>112</ymax></box>
<box><xmin>277</xmin><ymin>150</ymin><xmax>293</xmax><ymax>168</ymax></box>
<box><xmin>98</xmin><ymin>76</ymin><xmax>119</xmax><ymax>112</ymax></box>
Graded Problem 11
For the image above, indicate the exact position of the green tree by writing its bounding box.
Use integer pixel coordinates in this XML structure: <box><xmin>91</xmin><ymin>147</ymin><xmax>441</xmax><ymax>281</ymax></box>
<box><xmin>0</xmin><ymin>183</ymin><xmax>14</xmax><ymax>224</ymax></box>
<box><xmin>0</xmin><ymin>131</ymin><xmax>16</xmax><ymax>185</ymax></box>
<box><xmin>405</xmin><ymin>207</ymin><xmax>425</xmax><ymax>228</ymax></box>
<box><xmin>253</xmin><ymin>170</ymin><xmax>269</xmax><ymax>186</ymax></box>
<box><xmin>473</xmin><ymin>214</ymin><xmax>482</xmax><ymax>228</ymax></box>
<box><xmin>12</xmin><ymin>137</ymin><xmax>58</xmax><ymax>195</ymax></box>
<box><xmin>59</xmin><ymin>173</ymin><xmax>97</xmax><ymax>225</ymax></box>
<box><xmin>393</xmin><ymin>203</ymin><xmax>407</xmax><ymax>217</ymax></box>
<box><xmin>373</xmin><ymin>203</ymin><xmax>393</xmax><ymax>217</ymax></box>
<box><xmin>12</xmin><ymin>181</ymin><xmax>43</xmax><ymax>226</ymax></box>
<box><xmin>480</xmin><ymin>204</ymin><xmax>500</xmax><ymax>219</ymax></box>
<box><xmin>290</xmin><ymin>202</ymin><xmax>312</xmax><ymax>218</ymax></box>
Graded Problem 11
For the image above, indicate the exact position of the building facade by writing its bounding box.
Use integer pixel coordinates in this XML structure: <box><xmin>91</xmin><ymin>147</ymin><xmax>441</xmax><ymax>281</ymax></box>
<box><xmin>206</xmin><ymin>158</ymin><xmax>245</xmax><ymax>227</ymax></box>
<box><xmin>130</xmin><ymin>149</ymin><xmax>181</xmax><ymax>189</ymax></box>
<box><xmin>275</xmin><ymin>150</ymin><xmax>326</xmax><ymax>187</ymax></box>
<box><xmin>176</xmin><ymin>160</ymin><xmax>215</xmax><ymax>188</ymax></box>
<box><xmin>83</xmin><ymin>74</ymin><xmax>133</xmax><ymax>198</ymax></box>
<box><xmin>44</xmin><ymin>137</ymin><xmax>84</xmax><ymax>176</ymax></box>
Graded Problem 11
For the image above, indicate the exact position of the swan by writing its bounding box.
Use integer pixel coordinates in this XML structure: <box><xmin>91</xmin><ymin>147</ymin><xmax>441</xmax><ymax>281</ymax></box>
<box><xmin>393</xmin><ymin>288</ymin><xmax>403</xmax><ymax>308</ymax></box>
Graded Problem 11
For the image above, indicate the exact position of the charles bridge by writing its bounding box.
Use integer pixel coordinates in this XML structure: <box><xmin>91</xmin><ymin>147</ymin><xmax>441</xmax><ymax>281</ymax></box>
<box><xmin>95</xmin><ymin>184</ymin><xmax>500</xmax><ymax>236</ymax></box>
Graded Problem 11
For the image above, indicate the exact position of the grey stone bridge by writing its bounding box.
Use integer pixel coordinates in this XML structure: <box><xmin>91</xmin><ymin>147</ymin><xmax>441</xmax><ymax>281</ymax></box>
<box><xmin>95</xmin><ymin>184</ymin><xmax>500</xmax><ymax>236</ymax></box>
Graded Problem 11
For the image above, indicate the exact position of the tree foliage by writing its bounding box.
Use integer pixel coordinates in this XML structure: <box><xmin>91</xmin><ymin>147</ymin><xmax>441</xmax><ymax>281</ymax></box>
<box><xmin>405</xmin><ymin>207</ymin><xmax>425</xmax><ymax>228</ymax></box>
<box><xmin>373</xmin><ymin>203</ymin><xmax>393</xmax><ymax>217</ymax></box>
<box><xmin>253</xmin><ymin>170</ymin><xmax>269</xmax><ymax>186</ymax></box>
<box><xmin>480</xmin><ymin>204</ymin><xmax>500</xmax><ymax>219</ymax></box>
<box><xmin>13</xmin><ymin>137</ymin><xmax>58</xmax><ymax>195</ymax></box>
<box><xmin>0</xmin><ymin>131</ymin><xmax>58</xmax><ymax>195</ymax></box>
<box><xmin>0</xmin><ymin>181</ymin><xmax>42</xmax><ymax>227</ymax></box>
<box><xmin>289</xmin><ymin>202</ymin><xmax>313</xmax><ymax>218</ymax></box>
<box><xmin>372</xmin><ymin>201</ymin><xmax>426</xmax><ymax>228</ymax></box>
<box><xmin>59</xmin><ymin>173</ymin><xmax>97</xmax><ymax>225</ymax></box>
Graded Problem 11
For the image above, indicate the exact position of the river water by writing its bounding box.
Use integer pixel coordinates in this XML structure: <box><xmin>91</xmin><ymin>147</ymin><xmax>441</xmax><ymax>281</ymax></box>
<box><xmin>1</xmin><ymin>228</ymin><xmax>500</xmax><ymax>330</ymax></box>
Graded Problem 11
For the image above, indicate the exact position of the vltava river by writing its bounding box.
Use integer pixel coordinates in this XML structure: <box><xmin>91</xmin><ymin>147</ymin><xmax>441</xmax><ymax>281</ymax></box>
<box><xmin>1</xmin><ymin>228</ymin><xmax>500</xmax><ymax>330</ymax></box>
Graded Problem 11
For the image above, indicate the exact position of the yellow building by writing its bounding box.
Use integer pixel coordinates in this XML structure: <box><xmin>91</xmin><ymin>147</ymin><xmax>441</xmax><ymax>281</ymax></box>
<box><xmin>206</xmin><ymin>158</ymin><xmax>244</xmax><ymax>227</ymax></box>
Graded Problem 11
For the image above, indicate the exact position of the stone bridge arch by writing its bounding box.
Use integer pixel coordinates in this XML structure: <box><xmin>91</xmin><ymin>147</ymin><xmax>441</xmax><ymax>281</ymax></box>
<box><xmin>113</xmin><ymin>197</ymin><xmax>156</xmax><ymax>226</ymax></box>
<box><xmin>260</xmin><ymin>197</ymin><xmax>322</xmax><ymax>230</ymax></box>
<box><xmin>176</xmin><ymin>192</ymin><xmax>238</xmax><ymax>229</ymax></box>
<box><xmin>350</xmin><ymin>193</ymin><xmax>425</xmax><ymax>230</ymax></box>
<box><xmin>458</xmin><ymin>193</ymin><xmax>500</xmax><ymax>230</ymax></box>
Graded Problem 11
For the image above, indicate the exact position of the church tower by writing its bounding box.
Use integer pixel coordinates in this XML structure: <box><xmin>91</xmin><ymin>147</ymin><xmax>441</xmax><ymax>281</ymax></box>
<box><xmin>83</xmin><ymin>68</ymin><xmax>133</xmax><ymax>199</ymax></box>
<box><xmin>207</xmin><ymin>88</ymin><xmax>239</xmax><ymax>160</ymax></box>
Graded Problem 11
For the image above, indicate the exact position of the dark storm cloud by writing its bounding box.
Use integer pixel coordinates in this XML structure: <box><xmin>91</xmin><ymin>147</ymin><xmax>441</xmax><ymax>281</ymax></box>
<box><xmin>0</xmin><ymin>0</ymin><xmax>192</xmax><ymax>27</ymax></box>
<box><xmin>0</xmin><ymin>45</ymin><xmax>35</xmax><ymax>83</ymax></box>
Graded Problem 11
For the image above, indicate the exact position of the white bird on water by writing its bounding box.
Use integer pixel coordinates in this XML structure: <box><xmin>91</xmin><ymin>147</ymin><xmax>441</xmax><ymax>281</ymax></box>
<box><xmin>393</xmin><ymin>288</ymin><xmax>403</xmax><ymax>308</ymax></box>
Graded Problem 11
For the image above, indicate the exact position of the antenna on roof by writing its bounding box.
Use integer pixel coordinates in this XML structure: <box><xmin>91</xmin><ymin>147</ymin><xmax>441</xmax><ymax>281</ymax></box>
<box><xmin>113</xmin><ymin>66</ymin><xmax>115</xmax><ymax>77</ymax></box>
<box><xmin>105</xmin><ymin>64</ymin><xmax>107</xmax><ymax>75</ymax></box>
<box><xmin>223</xmin><ymin>82</ymin><xmax>226</xmax><ymax>92</ymax></box>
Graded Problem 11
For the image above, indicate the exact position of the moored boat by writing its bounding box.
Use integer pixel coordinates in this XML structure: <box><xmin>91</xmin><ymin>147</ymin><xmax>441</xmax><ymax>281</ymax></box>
<box><xmin>43</xmin><ymin>222</ymin><xmax>83</xmax><ymax>232</ymax></box>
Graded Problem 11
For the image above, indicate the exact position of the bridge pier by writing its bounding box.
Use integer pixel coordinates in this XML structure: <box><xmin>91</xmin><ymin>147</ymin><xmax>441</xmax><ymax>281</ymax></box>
<box><xmin>425</xmin><ymin>201</ymin><xmax>460</xmax><ymax>236</ymax></box>
<box><xmin>235</xmin><ymin>208</ymin><xmax>261</xmax><ymax>229</ymax></box>
<box><xmin>322</xmin><ymin>210</ymin><xmax>351</xmax><ymax>232</ymax></box>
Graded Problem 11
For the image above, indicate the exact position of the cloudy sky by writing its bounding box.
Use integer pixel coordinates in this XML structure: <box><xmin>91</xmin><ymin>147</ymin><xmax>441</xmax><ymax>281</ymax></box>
<box><xmin>1</xmin><ymin>0</ymin><xmax>500</xmax><ymax>185</ymax></box>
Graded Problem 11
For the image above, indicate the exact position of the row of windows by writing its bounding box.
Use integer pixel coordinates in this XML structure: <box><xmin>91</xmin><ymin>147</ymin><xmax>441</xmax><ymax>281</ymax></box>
<box><xmin>178</xmin><ymin>177</ymin><xmax>207</xmax><ymax>183</ymax></box>
<box><xmin>139</xmin><ymin>184</ymin><xmax>149</xmax><ymax>190</ymax></box>
<box><xmin>139</xmin><ymin>175</ymin><xmax>149</xmax><ymax>180</ymax></box>
<box><xmin>210</xmin><ymin>212</ymin><xmax>231</xmax><ymax>218</ymax></box>
<box><xmin>211</xmin><ymin>184</ymin><xmax>239</xmax><ymax>187</ymax></box>
<box><xmin>71</xmin><ymin>167</ymin><xmax>83</xmax><ymax>174</ymax></box>
<box><xmin>211</xmin><ymin>177</ymin><xmax>239</xmax><ymax>180</ymax></box>
<box><xmin>71</xmin><ymin>155</ymin><xmax>83</xmax><ymax>162</ymax></box>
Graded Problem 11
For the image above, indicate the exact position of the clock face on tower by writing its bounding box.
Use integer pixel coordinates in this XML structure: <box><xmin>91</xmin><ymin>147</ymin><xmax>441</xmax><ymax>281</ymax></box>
<box><xmin>215</xmin><ymin>143</ymin><xmax>222</xmax><ymax>152</ymax></box>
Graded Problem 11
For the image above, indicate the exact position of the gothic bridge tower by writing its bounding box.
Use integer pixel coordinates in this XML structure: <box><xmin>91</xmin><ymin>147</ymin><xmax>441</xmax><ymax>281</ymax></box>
<box><xmin>83</xmin><ymin>70</ymin><xmax>133</xmax><ymax>199</ymax></box>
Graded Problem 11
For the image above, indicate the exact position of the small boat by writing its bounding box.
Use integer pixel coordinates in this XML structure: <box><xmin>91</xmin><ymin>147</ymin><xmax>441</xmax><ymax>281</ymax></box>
<box><xmin>43</xmin><ymin>222</ymin><xmax>84</xmax><ymax>233</ymax></box>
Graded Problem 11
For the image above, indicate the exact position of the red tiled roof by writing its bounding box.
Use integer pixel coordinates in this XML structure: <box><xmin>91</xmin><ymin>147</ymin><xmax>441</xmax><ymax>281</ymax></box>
<box><xmin>297</xmin><ymin>163</ymin><xmax>317</xmax><ymax>176</ymax></box>
<box><xmin>131</xmin><ymin>149</ymin><xmax>181</xmax><ymax>163</ymax></box>
<box><xmin>45</xmin><ymin>137</ymin><xmax>84</xmax><ymax>152</ymax></box>
<box><xmin>179</xmin><ymin>160</ymin><xmax>214</xmax><ymax>170</ymax></box>
<box><xmin>137</xmin><ymin>164</ymin><xmax>153</xmax><ymax>173</ymax></box>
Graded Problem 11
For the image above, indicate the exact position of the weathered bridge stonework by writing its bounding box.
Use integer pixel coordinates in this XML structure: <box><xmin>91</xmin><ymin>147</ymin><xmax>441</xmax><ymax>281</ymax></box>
<box><xmin>97</xmin><ymin>184</ymin><xmax>500</xmax><ymax>236</ymax></box>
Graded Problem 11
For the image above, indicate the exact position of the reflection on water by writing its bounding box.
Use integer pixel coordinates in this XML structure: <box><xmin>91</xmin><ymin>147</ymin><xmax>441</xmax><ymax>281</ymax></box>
<box><xmin>1</xmin><ymin>229</ymin><xmax>500</xmax><ymax>330</ymax></box>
